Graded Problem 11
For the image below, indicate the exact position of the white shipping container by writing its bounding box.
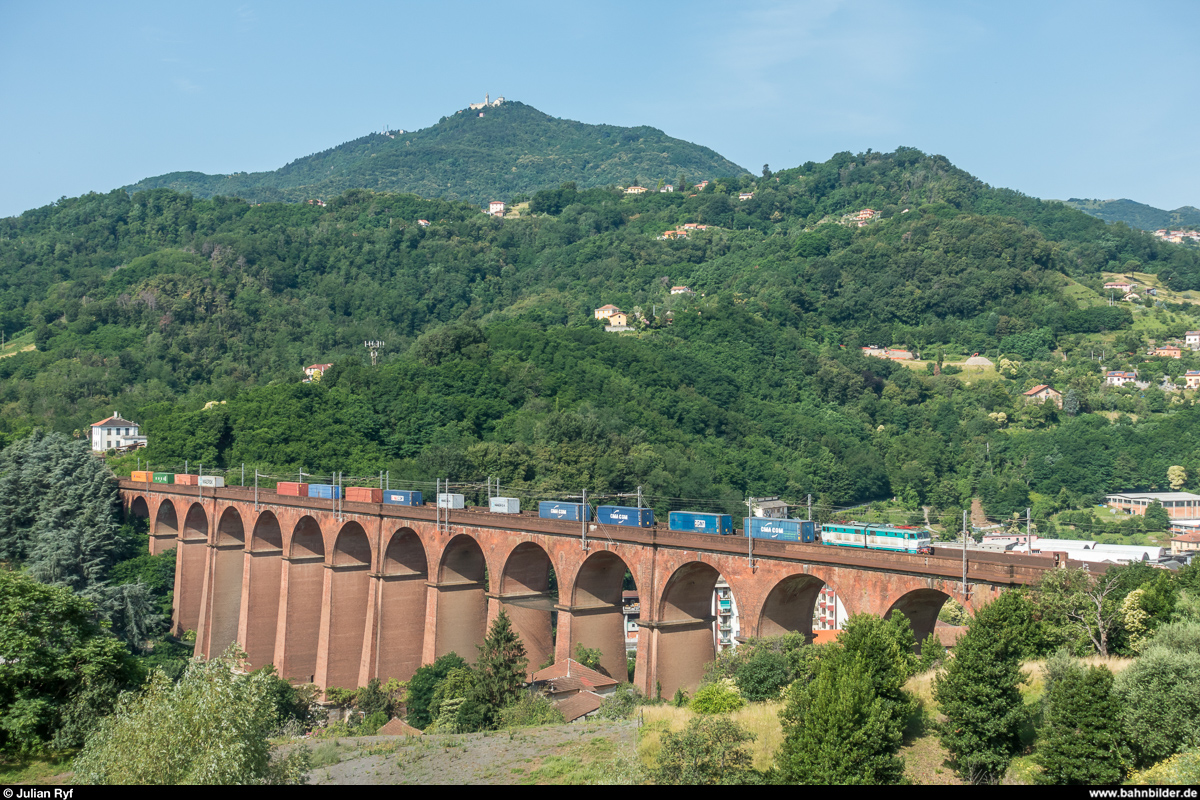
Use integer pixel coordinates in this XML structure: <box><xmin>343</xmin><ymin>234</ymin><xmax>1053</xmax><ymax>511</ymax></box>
<box><xmin>198</xmin><ymin>476</ymin><xmax>225</xmax><ymax>487</ymax></box>
<box><xmin>437</xmin><ymin>493</ymin><xmax>465</xmax><ymax>509</ymax></box>
<box><xmin>489</xmin><ymin>497</ymin><xmax>520</xmax><ymax>514</ymax></box>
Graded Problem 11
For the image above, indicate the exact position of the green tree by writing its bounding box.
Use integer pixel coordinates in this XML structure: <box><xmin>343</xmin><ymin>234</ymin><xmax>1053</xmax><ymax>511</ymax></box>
<box><xmin>1144</xmin><ymin>500</ymin><xmax>1170</xmax><ymax>532</ymax></box>
<box><xmin>1115</xmin><ymin>628</ymin><xmax>1200</xmax><ymax>767</ymax></box>
<box><xmin>405</xmin><ymin>652</ymin><xmax>466</xmax><ymax>730</ymax></box>
<box><xmin>574</xmin><ymin>643</ymin><xmax>602</xmax><ymax>671</ymax></box>
<box><xmin>73</xmin><ymin>647</ymin><xmax>309</xmax><ymax>784</ymax></box>
<box><xmin>1037</xmin><ymin>569</ymin><xmax>1124</xmax><ymax>656</ymax></box>
<box><xmin>465</xmin><ymin>608</ymin><xmax>528</xmax><ymax>729</ymax></box>
<box><xmin>0</xmin><ymin>569</ymin><xmax>139</xmax><ymax>753</ymax></box>
<box><xmin>1036</xmin><ymin>661</ymin><xmax>1127</xmax><ymax>784</ymax></box>
<box><xmin>653</xmin><ymin>715</ymin><xmax>757</xmax><ymax>785</ymax></box>
<box><xmin>1168</xmin><ymin>465</ymin><xmax>1188</xmax><ymax>491</ymax></box>
<box><xmin>934</xmin><ymin>591</ymin><xmax>1029</xmax><ymax>783</ymax></box>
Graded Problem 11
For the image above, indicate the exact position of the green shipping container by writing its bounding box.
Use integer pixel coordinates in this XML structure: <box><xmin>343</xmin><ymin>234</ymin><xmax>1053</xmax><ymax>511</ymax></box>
<box><xmin>152</xmin><ymin>472</ymin><xmax>175</xmax><ymax>484</ymax></box>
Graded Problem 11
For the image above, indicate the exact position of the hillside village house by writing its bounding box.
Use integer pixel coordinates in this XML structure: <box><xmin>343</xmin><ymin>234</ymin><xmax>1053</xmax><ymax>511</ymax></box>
<box><xmin>623</xmin><ymin>186</ymin><xmax>647</xmax><ymax>195</ymax></box>
<box><xmin>1104</xmin><ymin>281</ymin><xmax>1136</xmax><ymax>294</ymax></box>
<box><xmin>848</xmin><ymin>209</ymin><xmax>878</xmax><ymax>226</ymax></box>
<box><xmin>1186</xmin><ymin>370</ymin><xmax>1200</xmax><ymax>390</ymax></box>
<box><xmin>739</xmin><ymin>192</ymin><xmax>754</xmax><ymax>201</ymax></box>
<box><xmin>91</xmin><ymin>412</ymin><xmax>147</xmax><ymax>453</ymax></box>
<box><xmin>1187</xmin><ymin>331</ymin><xmax>1200</xmax><ymax>350</ymax></box>
<box><xmin>1154</xmin><ymin>345</ymin><xmax>1183</xmax><ymax>359</ymax></box>
<box><xmin>1106</xmin><ymin>491</ymin><xmax>1200</xmax><ymax>520</ymax></box>
<box><xmin>1105</xmin><ymin>370</ymin><xmax>1139</xmax><ymax>387</ymax></box>
<box><xmin>488</xmin><ymin>201</ymin><xmax>505</xmax><ymax>216</ymax></box>
<box><xmin>594</xmin><ymin>304</ymin><xmax>621</xmax><ymax>320</ymax></box>
<box><xmin>670</xmin><ymin>285</ymin><xmax>694</xmax><ymax>295</ymax></box>
<box><xmin>304</xmin><ymin>363</ymin><xmax>333</xmax><ymax>382</ymax></box>
<box><xmin>1023</xmin><ymin>385</ymin><xmax>1063</xmax><ymax>408</ymax></box>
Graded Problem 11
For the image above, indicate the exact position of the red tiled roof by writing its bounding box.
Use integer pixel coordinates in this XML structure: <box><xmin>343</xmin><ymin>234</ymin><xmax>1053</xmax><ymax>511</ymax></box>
<box><xmin>556</xmin><ymin>691</ymin><xmax>605</xmax><ymax>722</ymax></box>
<box><xmin>531</xmin><ymin>659</ymin><xmax>619</xmax><ymax>691</ymax></box>
<box><xmin>91</xmin><ymin>413</ymin><xmax>136</xmax><ymax>428</ymax></box>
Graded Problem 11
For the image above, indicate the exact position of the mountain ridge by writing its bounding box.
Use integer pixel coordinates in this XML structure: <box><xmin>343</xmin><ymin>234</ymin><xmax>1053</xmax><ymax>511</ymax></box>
<box><xmin>1058</xmin><ymin>197</ymin><xmax>1200</xmax><ymax>231</ymax></box>
<box><xmin>122</xmin><ymin>101</ymin><xmax>749</xmax><ymax>206</ymax></box>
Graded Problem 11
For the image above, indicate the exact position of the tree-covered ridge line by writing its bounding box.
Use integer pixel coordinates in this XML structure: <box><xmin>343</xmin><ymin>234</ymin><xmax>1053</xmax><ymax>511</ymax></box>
<box><xmin>119</xmin><ymin>101</ymin><xmax>749</xmax><ymax>207</ymax></box>
<box><xmin>1061</xmin><ymin>197</ymin><xmax>1200</xmax><ymax>232</ymax></box>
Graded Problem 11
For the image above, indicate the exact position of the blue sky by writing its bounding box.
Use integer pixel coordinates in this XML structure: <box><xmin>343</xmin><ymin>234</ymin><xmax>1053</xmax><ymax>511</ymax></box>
<box><xmin>2</xmin><ymin>0</ymin><xmax>1197</xmax><ymax>218</ymax></box>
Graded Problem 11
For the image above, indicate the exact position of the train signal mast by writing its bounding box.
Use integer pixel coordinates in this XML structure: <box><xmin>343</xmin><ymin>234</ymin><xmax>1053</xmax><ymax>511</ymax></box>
<box><xmin>364</xmin><ymin>340</ymin><xmax>385</xmax><ymax>366</ymax></box>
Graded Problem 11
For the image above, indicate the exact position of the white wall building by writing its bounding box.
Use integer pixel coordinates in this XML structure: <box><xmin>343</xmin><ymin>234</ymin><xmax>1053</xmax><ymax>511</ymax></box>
<box><xmin>90</xmin><ymin>412</ymin><xmax>147</xmax><ymax>452</ymax></box>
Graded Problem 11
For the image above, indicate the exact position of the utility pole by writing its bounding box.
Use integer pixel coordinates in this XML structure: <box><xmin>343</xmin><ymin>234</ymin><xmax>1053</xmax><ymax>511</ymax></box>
<box><xmin>808</xmin><ymin>494</ymin><xmax>813</xmax><ymax>522</ymax></box>
<box><xmin>962</xmin><ymin>509</ymin><xmax>968</xmax><ymax>594</ymax></box>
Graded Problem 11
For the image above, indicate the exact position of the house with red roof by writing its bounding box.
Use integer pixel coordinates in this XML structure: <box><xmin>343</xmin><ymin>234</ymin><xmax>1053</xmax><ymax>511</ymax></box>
<box><xmin>529</xmin><ymin>659</ymin><xmax>621</xmax><ymax>722</ymax></box>
<box><xmin>1023</xmin><ymin>385</ymin><xmax>1063</xmax><ymax>408</ymax></box>
<box><xmin>90</xmin><ymin>412</ymin><xmax>147</xmax><ymax>453</ymax></box>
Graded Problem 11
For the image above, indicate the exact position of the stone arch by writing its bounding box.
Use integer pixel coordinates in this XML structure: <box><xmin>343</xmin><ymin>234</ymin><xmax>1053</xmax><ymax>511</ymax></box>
<box><xmin>758</xmin><ymin>574</ymin><xmax>826</xmax><ymax>641</ymax></box>
<box><xmin>128</xmin><ymin>494</ymin><xmax>149</xmax><ymax>521</ymax></box>
<box><xmin>174</xmin><ymin>503</ymin><xmax>209</xmax><ymax>639</ymax></box>
<box><xmin>569</xmin><ymin>550</ymin><xmax>635</xmax><ymax>681</ymax></box>
<box><xmin>884</xmin><ymin>588</ymin><xmax>951</xmax><ymax>653</ymax></box>
<box><xmin>152</xmin><ymin>499</ymin><xmax>179</xmax><ymax>553</ymax></box>
<box><xmin>242</xmin><ymin>510</ymin><xmax>284</xmax><ymax>669</ymax></box>
<box><xmin>655</xmin><ymin>561</ymin><xmax>729</xmax><ymax>700</ymax></box>
<box><xmin>374</xmin><ymin>528</ymin><xmax>429</xmax><ymax>682</ymax></box>
<box><xmin>205</xmin><ymin>506</ymin><xmax>247</xmax><ymax>658</ymax></box>
<box><xmin>277</xmin><ymin>516</ymin><xmax>326</xmax><ymax>682</ymax></box>
<box><xmin>498</xmin><ymin>542</ymin><xmax>555</xmax><ymax>678</ymax></box>
<box><xmin>434</xmin><ymin>534</ymin><xmax>488</xmax><ymax>662</ymax></box>
<box><xmin>323</xmin><ymin>522</ymin><xmax>372</xmax><ymax>689</ymax></box>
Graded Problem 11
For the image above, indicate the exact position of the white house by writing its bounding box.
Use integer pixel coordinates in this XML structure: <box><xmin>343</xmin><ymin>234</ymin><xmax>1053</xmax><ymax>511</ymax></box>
<box><xmin>90</xmin><ymin>412</ymin><xmax>147</xmax><ymax>453</ymax></box>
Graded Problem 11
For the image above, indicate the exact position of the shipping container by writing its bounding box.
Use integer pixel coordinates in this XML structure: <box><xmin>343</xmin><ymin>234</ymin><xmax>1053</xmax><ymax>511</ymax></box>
<box><xmin>130</xmin><ymin>471</ymin><xmax>152</xmax><ymax>482</ymax></box>
<box><xmin>346</xmin><ymin>487</ymin><xmax>383</xmax><ymax>503</ymax></box>
<box><xmin>174</xmin><ymin>474</ymin><xmax>199</xmax><ymax>486</ymax></box>
<box><xmin>308</xmin><ymin>484</ymin><xmax>343</xmax><ymax>500</ymax></box>
<box><xmin>596</xmin><ymin>505</ymin><xmax>654</xmax><ymax>528</ymax></box>
<box><xmin>198</xmin><ymin>476</ymin><xmax>225</xmax><ymax>488</ymax></box>
<box><xmin>151</xmin><ymin>472</ymin><xmax>175</xmax><ymax>484</ymax></box>
<box><xmin>743</xmin><ymin>518</ymin><xmax>816</xmax><ymax>542</ymax></box>
<box><xmin>538</xmin><ymin>501</ymin><xmax>591</xmax><ymax>522</ymax></box>
<box><xmin>277</xmin><ymin>482</ymin><xmax>308</xmax><ymax>497</ymax></box>
<box><xmin>489</xmin><ymin>497</ymin><xmax>520</xmax><ymax>514</ymax></box>
<box><xmin>668</xmin><ymin>511</ymin><xmax>734</xmax><ymax>535</ymax></box>
<box><xmin>382</xmin><ymin>490</ymin><xmax>422</xmax><ymax>506</ymax></box>
<box><xmin>437</xmin><ymin>493</ymin><xmax>465</xmax><ymax>509</ymax></box>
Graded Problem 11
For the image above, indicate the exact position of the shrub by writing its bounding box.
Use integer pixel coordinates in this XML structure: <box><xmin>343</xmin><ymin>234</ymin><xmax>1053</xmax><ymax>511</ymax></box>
<box><xmin>496</xmin><ymin>691</ymin><xmax>564</xmax><ymax>728</ymax></box>
<box><xmin>689</xmin><ymin>679</ymin><xmax>744</xmax><ymax>715</ymax></box>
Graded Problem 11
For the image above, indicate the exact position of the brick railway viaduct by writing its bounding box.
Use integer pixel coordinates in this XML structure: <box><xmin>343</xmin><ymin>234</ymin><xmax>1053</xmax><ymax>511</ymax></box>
<box><xmin>121</xmin><ymin>481</ymin><xmax>1061</xmax><ymax>699</ymax></box>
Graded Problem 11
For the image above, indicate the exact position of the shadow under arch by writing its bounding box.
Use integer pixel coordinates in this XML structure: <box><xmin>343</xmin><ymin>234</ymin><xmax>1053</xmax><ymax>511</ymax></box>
<box><xmin>278</xmin><ymin>515</ymin><xmax>326</xmax><ymax>682</ymax></box>
<box><xmin>569</xmin><ymin>550</ymin><xmax>635</xmax><ymax>682</ymax></box>
<box><xmin>758</xmin><ymin>573</ymin><xmax>828</xmax><ymax>642</ymax></box>
<box><xmin>374</xmin><ymin>527</ymin><xmax>429</xmax><ymax>682</ymax></box>
<box><xmin>884</xmin><ymin>588</ymin><xmax>952</xmax><ymax>653</ymax></box>
<box><xmin>434</xmin><ymin>534</ymin><xmax>488</xmax><ymax>662</ymax></box>
<box><xmin>174</xmin><ymin>502</ymin><xmax>209</xmax><ymax>640</ymax></box>
<box><xmin>654</xmin><ymin>561</ymin><xmax>730</xmax><ymax>700</ymax></box>
<box><xmin>498</xmin><ymin>541</ymin><xmax>556</xmax><ymax>679</ymax></box>
<box><xmin>205</xmin><ymin>506</ymin><xmax>247</xmax><ymax>658</ymax></box>
<box><xmin>324</xmin><ymin>521</ymin><xmax>372</xmax><ymax>689</ymax></box>
<box><xmin>242</xmin><ymin>510</ymin><xmax>284</xmax><ymax>670</ymax></box>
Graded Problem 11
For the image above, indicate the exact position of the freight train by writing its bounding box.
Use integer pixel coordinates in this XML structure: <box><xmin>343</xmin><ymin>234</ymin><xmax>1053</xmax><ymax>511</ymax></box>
<box><xmin>130</xmin><ymin>472</ymin><xmax>932</xmax><ymax>554</ymax></box>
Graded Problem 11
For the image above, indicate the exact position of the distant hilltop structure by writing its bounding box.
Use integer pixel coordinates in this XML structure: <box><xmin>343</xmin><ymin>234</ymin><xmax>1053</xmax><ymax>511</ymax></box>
<box><xmin>467</xmin><ymin>93</ymin><xmax>504</xmax><ymax>110</ymax></box>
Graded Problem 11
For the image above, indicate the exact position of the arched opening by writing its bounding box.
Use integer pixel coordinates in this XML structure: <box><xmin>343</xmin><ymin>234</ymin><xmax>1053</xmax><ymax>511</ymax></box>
<box><xmin>375</xmin><ymin>528</ymin><xmax>429</xmax><ymax>682</ymax></box>
<box><xmin>205</xmin><ymin>507</ymin><xmax>246</xmax><ymax>658</ymax></box>
<box><xmin>242</xmin><ymin>510</ymin><xmax>284</xmax><ymax>670</ymax></box>
<box><xmin>128</xmin><ymin>495</ymin><xmax>149</xmax><ymax>521</ymax></box>
<box><xmin>885</xmin><ymin>589</ymin><xmax>952</xmax><ymax>654</ymax></box>
<box><xmin>655</xmin><ymin>562</ymin><xmax>731</xmax><ymax>700</ymax></box>
<box><xmin>434</xmin><ymin>534</ymin><xmax>488</xmax><ymax>662</ymax></box>
<box><xmin>570</xmin><ymin>551</ymin><xmax>636</xmax><ymax>682</ymax></box>
<box><xmin>278</xmin><ymin>516</ymin><xmax>326</xmax><ymax>682</ymax></box>
<box><xmin>498</xmin><ymin>542</ymin><xmax>556</xmax><ymax>679</ymax></box>
<box><xmin>758</xmin><ymin>574</ymin><xmax>827</xmax><ymax>642</ymax></box>
<box><xmin>151</xmin><ymin>499</ymin><xmax>179</xmax><ymax>555</ymax></box>
<box><xmin>324</xmin><ymin>522</ymin><xmax>372</xmax><ymax>689</ymax></box>
<box><xmin>174</xmin><ymin>503</ymin><xmax>209</xmax><ymax>640</ymax></box>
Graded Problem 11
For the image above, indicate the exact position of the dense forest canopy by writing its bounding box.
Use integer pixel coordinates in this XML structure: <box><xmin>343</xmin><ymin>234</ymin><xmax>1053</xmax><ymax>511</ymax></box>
<box><xmin>121</xmin><ymin>102</ymin><xmax>749</xmax><ymax>206</ymax></box>
<box><xmin>5</xmin><ymin>147</ymin><xmax>1200</xmax><ymax>525</ymax></box>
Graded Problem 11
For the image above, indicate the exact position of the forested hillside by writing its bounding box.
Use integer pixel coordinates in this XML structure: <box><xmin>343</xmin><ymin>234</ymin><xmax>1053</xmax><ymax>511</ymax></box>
<box><xmin>122</xmin><ymin>102</ymin><xmax>748</xmax><ymax>206</ymax></box>
<box><xmin>1062</xmin><ymin>197</ymin><xmax>1200</xmax><ymax>232</ymax></box>
<box><xmin>7</xmin><ymin>147</ymin><xmax>1200</xmax><ymax>526</ymax></box>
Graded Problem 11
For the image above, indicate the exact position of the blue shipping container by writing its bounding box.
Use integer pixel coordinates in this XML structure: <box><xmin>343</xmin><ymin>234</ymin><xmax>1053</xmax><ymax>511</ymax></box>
<box><xmin>596</xmin><ymin>505</ymin><xmax>654</xmax><ymax>528</ymax></box>
<box><xmin>669</xmin><ymin>511</ymin><xmax>733</xmax><ymax>535</ymax></box>
<box><xmin>383</xmin><ymin>490</ymin><xmax>423</xmax><ymax>506</ymax></box>
<box><xmin>744</xmin><ymin>518</ymin><xmax>817</xmax><ymax>542</ymax></box>
<box><xmin>308</xmin><ymin>484</ymin><xmax>343</xmax><ymax>500</ymax></box>
<box><xmin>538</xmin><ymin>502</ymin><xmax>591</xmax><ymax>522</ymax></box>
